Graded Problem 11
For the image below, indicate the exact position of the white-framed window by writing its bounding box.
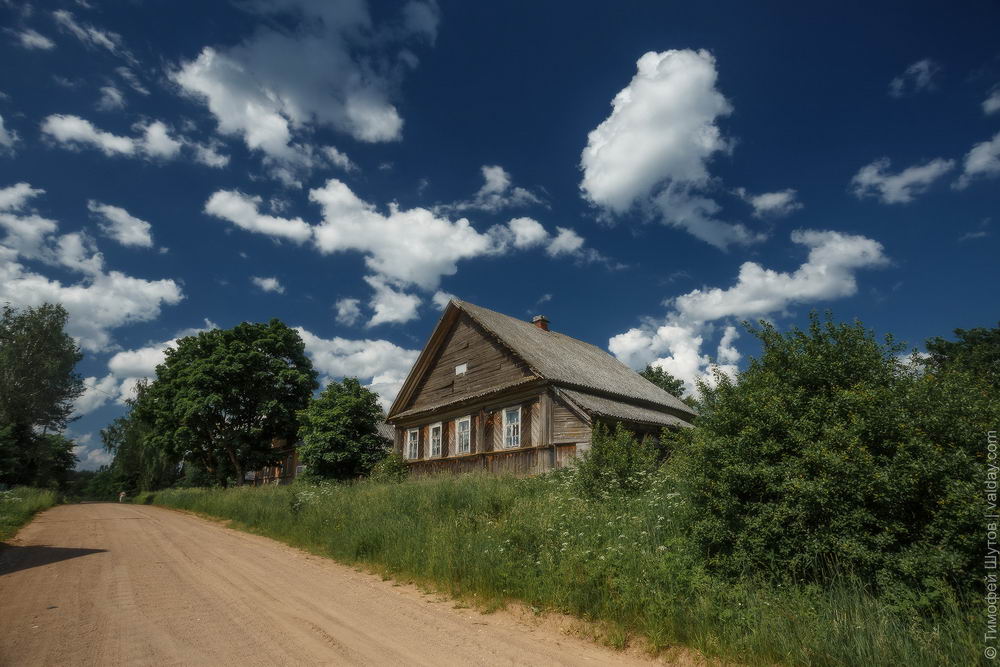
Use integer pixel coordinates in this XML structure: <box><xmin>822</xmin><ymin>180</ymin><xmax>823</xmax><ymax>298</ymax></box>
<box><xmin>457</xmin><ymin>416</ymin><xmax>471</xmax><ymax>454</ymax></box>
<box><xmin>429</xmin><ymin>422</ymin><xmax>443</xmax><ymax>457</ymax></box>
<box><xmin>406</xmin><ymin>428</ymin><xmax>419</xmax><ymax>460</ymax></box>
<box><xmin>502</xmin><ymin>406</ymin><xmax>521</xmax><ymax>448</ymax></box>
<box><xmin>455</xmin><ymin>363</ymin><xmax>468</xmax><ymax>375</ymax></box>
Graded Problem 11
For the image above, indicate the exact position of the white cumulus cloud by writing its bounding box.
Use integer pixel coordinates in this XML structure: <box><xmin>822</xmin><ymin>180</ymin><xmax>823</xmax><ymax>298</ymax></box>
<box><xmin>0</xmin><ymin>114</ymin><xmax>18</xmax><ymax>155</ymax></box>
<box><xmin>609</xmin><ymin>229</ymin><xmax>888</xmax><ymax>392</ymax></box>
<box><xmin>735</xmin><ymin>187</ymin><xmax>803</xmax><ymax>218</ymax></box>
<box><xmin>295</xmin><ymin>326</ymin><xmax>420</xmax><ymax>408</ymax></box>
<box><xmin>13</xmin><ymin>28</ymin><xmax>55</xmax><ymax>50</ymax></box>
<box><xmin>851</xmin><ymin>157</ymin><xmax>954</xmax><ymax>204</ymax></box>
<box><xmin>955</xmin><ymin>131</ymin><xmax>1000</xmax><ymax>189</ymax></box>
<box><xmin>171</xmin><ymin>0</ymin><xmax>437</xmax><ymax>183</ymax></box>
<box><xmin>580</xmin><ymin>49</ymin><xmax>763</xmax><ymax>250</ymax></box>
<box><xmin>87</xmin><ymin>200</ymin><xmax>154</xmax><ymax>248</ymax></box>
<box><xmin>888</xmin><ymin>59</ymin><xmax>940</xmax><ymax>98</ymax></box>
<box><xmin>251</xmin><ymin>276</ymin><xmax>285</xmax><ymax>294</ymax></box>
<box><xmin>0</xmin><ymin>183</ymin><xmax>183</xmax><ymax>352</ymax></box>
<box><xmin>335</xmin><ymin>297</ymin><xmax>362</xmax><ymax>326</ymax></box>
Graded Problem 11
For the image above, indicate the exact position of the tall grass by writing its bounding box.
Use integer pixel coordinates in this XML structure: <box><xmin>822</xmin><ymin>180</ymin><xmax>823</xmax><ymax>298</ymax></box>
<box><xmin>0</xmin><ymin>487</ymin><xmax>59</xmax><ymax>541</ymax></box>
<box><xmin>135</xmin><ymin>474</ymin><xmax>977</xmax><ymax>666</ymax></box>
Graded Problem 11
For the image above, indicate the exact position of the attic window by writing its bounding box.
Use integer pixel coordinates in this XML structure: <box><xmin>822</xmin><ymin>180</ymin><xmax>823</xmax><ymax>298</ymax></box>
<box><xmin>455</xmin><ymin>363</ymin><xmax>468</xmax><ymax>375</ymax></box>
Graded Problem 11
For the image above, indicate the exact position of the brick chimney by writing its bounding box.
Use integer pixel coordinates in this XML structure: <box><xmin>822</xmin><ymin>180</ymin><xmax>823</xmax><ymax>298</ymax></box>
<box><xmin>532</xmin><ymin>315</ymin><xmax>549</xmax><ymax>331</ymax></box>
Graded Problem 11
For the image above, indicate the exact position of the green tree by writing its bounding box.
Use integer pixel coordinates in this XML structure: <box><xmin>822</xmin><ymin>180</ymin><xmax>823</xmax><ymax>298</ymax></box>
<box><xmin>0</xmin><ymin>303</ymin><xmax>83</xmax><ymax>486</ymax></box>
<box><xmin>297</xmin><ymin>378</ymin><xmax>390</xmax><ymax>480</ymax></box>
<box><xmin>923</xmin><ymin>321</ymin><xmax>999</xmax><ymax>385</ymax></box>
<box><xmin>639</xmin><ymin>365</ymin><xmax>686</xmax><ymax>398</ymax></box>
<box><xmin>101</xmin><ymin>381</ymin><xmax>180</xmax><ymax>494</ymax></box>
<box><xmin>139</xmin><ymin>320</ymin><xmax>317</xmax><ymax>485</ymax></box>
<box><xmin>0</xmin><ymin>303</ymin><xmax>84</xmax><ymax>432</ymax></box>
<box><xmin>668</xmin><ymin>313</ymin><xmax>995</xmax><ymax>603</ymax></box>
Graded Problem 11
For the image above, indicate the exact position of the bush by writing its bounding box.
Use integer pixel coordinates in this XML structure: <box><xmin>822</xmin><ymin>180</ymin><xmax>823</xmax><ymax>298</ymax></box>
<box><xmin>0</xmin><ymin>487</ymin><xmax>59</xmax><ymax>540</ymax></box>
<box><xmin>369</xmin><ymin>452</ymin><xmax>409</xmax><ymax>483</ymax></box>
<box><xmin>670</xmin><ymin>313</ymin><xmax>994</xmax><ymax>604</ymax></box>
<box><xmin>573</xmin><ymin>422</ymin><xmax>660</xmax><ymax>499</ymax></box>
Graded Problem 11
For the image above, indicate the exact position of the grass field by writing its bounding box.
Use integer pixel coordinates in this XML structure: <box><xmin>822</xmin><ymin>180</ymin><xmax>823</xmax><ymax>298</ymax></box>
<box><xmin>135</xmin><ymin>473</ymin><xmax>977</xmax><ymax>666</ymax></box>
<box><xmin>0</xmin><ymin>487</ymin><xmax>59</xmax><ymax>541</ymax></box>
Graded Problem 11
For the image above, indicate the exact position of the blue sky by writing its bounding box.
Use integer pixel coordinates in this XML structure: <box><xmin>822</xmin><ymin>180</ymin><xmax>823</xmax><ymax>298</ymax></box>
<box><xmin>1</xmin><ymin>1</ymin><xmax>997</xmax><ymax>469</ymax></box>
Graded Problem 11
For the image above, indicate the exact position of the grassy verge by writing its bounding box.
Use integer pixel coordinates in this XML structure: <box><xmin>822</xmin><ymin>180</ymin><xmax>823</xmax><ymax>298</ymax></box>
<box><xmin>135</xmin><ymin>474</ymin><xmax>977</xmax><ymax>666</ymax></box>
<box><xmin>0</xmin><ymin>487</ymin><xmax>59</xmax><ymax>541</ymax></box>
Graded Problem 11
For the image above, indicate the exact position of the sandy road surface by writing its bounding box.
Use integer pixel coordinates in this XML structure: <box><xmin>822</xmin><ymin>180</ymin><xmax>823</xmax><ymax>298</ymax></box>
<box><xmin>0</xmin><ymin>503</ymin><xmax>663</xmax><ymax>666</ymax></box>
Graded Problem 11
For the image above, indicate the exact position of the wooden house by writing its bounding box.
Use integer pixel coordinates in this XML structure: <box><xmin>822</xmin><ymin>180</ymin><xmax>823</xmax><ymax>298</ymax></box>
<box><xmin>386</xmin><ymin>300</ymin><xmax>696</xmax><ymax>476</ymax></box>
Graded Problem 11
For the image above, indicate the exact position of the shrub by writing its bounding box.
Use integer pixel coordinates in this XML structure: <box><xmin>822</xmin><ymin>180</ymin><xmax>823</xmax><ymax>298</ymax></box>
<box><xmin>669</xmin><ymin>313</ymin><xmax>994</xmax><ymax>604</ymax></box>
<box><xmin>573</xmin><ymin>422</ymin><xmax>659</xmax><ymax>498</ymax></box>
<box><xmin>369</xmin><ymin>452</ymin><xmax>409</xmax><ymax>483</ymax></box>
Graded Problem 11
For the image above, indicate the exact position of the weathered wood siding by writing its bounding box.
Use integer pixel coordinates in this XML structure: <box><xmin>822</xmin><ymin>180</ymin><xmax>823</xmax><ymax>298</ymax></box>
<box><xmin>406</xmin><ymin>444</ymin><xmax>574</xmax><ymax>478</ymax></box>
<box><xmin>552</xmin><ymin>395</ymin><xmax>591</xmax><ymax>444</ymax></box>
<box><xmin>402</xmin><ymin>312</ymin><xmax>533</xmax><ymax>413</ymax></box>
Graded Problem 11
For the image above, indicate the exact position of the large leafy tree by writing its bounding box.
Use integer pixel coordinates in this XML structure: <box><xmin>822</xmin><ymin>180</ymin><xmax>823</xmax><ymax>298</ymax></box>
<box><xmin>0</xmin><ymin>303</ymin><xmax>83</xmax><ymax>432</ymax></box>
<box><xmin>297</xmin><ymin>378</ymin><xmax>390</xmax><ymax>480</ymax></box>
<box><xmin>923</xmin><ymin>321</ymin><xmax>999</xmax><ymax>385</ymax></box>
<box><xmin>0</xmin><ymin>303</ymin><xmax>83</xmax><ymax>486</ymax></box>
<box><xmin>139</xmin><ymin>320</ymin><xmax>317</xmax><ymax>485</ymax></box>
<box><xmin>101</xmin><ymin>381</ymin><xmax>180</xmax><ymax>494</ymax></box>
<box><xmin>668</xmin><ymin>313</ymin><xmax>996</xmax><ymax>604</ymax></box>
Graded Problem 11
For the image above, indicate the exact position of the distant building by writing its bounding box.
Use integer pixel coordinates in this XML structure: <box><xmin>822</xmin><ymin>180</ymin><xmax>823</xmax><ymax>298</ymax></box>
<box><xmin>386</xmin><ymin>300</ymin><xmax>696</xmax><ymax>476</ymax></box>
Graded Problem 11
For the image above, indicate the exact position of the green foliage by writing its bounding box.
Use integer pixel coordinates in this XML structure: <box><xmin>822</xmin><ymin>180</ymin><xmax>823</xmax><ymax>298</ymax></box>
<box><xmin>923</xmin><ymin>320</ymin><xmax>999</xmax><ymax>385</ymax></box>
<box><xmin>0</xmin><ymin>303</ymin><xmax>83</xmax><ymax>487</ymax></box>
<box><xmin>369</xmin><ymin>452</ymin><xmax>409</xmax><ymax>483</ymax></box>
<box><xmin>0</xmin><ymin>303</ymin><xmax>84</xmax><ymax>433</ymax></box>
<box><xmin>139</xmin><ymin>319</ymin><xmax>317</xmax><ymax>485</ymax></box>
<box><xmin>573</xmin><ymin>422</ymin><xmax>659</xmax><ymax>498</ymax></box>
<box><xmin>0</xmin><ymin>425</ymin><xmax>76</xmax><ymax>489</ymax></box>
<box><xmin>0</xmin><ymin>487</ymin><xmax>59</xmax><ymax>540</ymax></box>
<box><xmin>136</xmin><ymin>476</ymin><xmax>977</xmax><ymax>665</ymax></box>
<box><xmin>639</xmin><ymin>365</ymin><xmax>686</xmax><ymax>398</ymax></box>
<box><xmin>100</xmin><ymin>381</ymin><xmax>180</xmax><ymax>494</ymax></box>
<box><xmin>296</xmin><ymin>378</ymin><xmax>389</xmax><ymax>481</ymax></box>
<box><xmin>670</xmin><ymin>313</ymin><xmax>995</xmax><ymax>604</ymax></box>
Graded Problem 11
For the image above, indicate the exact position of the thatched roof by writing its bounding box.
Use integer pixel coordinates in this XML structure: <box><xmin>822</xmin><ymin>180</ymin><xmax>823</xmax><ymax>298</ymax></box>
<box><xmin>389</xmin><ymin>300</ymin><xmax>696</xmax><ymax>427</ymax></box>
<box><xmin>453</xmin><ymin>300</ymin><xmax>696</xmax><ymax>420</ymax></box>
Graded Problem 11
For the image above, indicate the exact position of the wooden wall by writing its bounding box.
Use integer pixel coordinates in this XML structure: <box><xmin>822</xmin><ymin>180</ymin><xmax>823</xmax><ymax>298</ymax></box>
<box><xmin>406</xmin><ymin>444</ymin><xmax>575</xmax><ymax>478</ymax></box>
<box><xmin>393</xmin><ymin>387</ymin><xmax>593</xmax><ymax>477</ymax></box>
<box><xmin>552</xmin><ymin>394</ymin><xmax>591</xmax><ymax>444</ymax></box>
<box><xmin>403</xmin><ymin>312</ymin><xmax>533</xmax><ymax>413</ymax></box>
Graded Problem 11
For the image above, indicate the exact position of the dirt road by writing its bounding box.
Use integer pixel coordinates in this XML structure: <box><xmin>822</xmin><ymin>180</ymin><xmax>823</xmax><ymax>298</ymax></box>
<box><xmin>0</xmin><ymin>503</ymin><xmax>664</xmax><ymax>666</ymax></box>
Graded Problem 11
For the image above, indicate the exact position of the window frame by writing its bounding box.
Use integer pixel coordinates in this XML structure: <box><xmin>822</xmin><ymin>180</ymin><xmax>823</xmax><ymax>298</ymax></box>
<box><xmin>406</xmin><ymin>428</ymin><xmax>419</xmax><ymax>460</ymax></box>
<box><xmin>456</xmin><ymin>415</ymin><xmax>472</xmax><ymax>454</ymax></box>
<box><xmin>429</xmin><ymin>422</ymin><xmax>443</xmax><ymax>458</ymax></box>
<box><xmin>502</xmin><ymin>406</ymin><xmax>521</xmax><ymax>449</ymax></box>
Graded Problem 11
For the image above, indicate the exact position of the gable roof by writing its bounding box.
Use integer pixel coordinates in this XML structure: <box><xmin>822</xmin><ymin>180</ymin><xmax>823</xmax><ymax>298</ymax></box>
<box><xmin>389</xmin><ymin>300</ymin><xmax>696</xmax><ymax>423</ymax></box>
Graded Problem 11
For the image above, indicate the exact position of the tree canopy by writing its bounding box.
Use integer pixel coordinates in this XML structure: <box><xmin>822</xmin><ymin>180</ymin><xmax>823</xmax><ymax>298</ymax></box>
<box><xmin>0</xmin><ymin>303</ymin><xmax>83</xmax><ymax>433</ymax></box>
<box><xmin>138</xmin><ymin>320</ymin><xmax>317</xmax><ymax>485</ymax></box>
<box><xmin>667</xmin><ymin>313</ymin><xmax>996</xmax><ymax>605</ymax></box>
<box><xmin>923</xmin><ymin>321</ymin><xmax>1000</xmax><ymax>385</ymax></box>
<box><xmin>296</xmin><ymin>378</ymin><xmax>389</xmax><ymax>480</ymax></box>
<box><xmin>0</xmin><ymin>303</ymin><xmax>83</xmax><ymax>487</ymax></box>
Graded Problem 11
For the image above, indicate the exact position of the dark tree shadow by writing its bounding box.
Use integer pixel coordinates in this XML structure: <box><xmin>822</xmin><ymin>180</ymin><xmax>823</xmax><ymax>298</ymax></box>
<box><xmin>0</xmin><ymin>544</ymin><xmax>107</xmax><ymax>576</ymax></box>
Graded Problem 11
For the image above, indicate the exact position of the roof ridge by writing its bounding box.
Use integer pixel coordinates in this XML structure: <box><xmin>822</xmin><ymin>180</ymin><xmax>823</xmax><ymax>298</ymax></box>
<box><xmin>451</xmin><ymin>299</ymin><xmax>697</xmax><ymax>418</ymax></box>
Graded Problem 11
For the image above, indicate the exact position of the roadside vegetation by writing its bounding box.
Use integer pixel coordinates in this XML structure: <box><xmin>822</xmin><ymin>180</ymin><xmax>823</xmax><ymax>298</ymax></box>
<box><xmin>133</xmin><ymin>315</ymin><xmax>995</xmax><ymax>666</ymax></box>
<box><xmin>0</xmin><ymin>487</ymin><xmax>59</xmax><ymax>540</ymax></box>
